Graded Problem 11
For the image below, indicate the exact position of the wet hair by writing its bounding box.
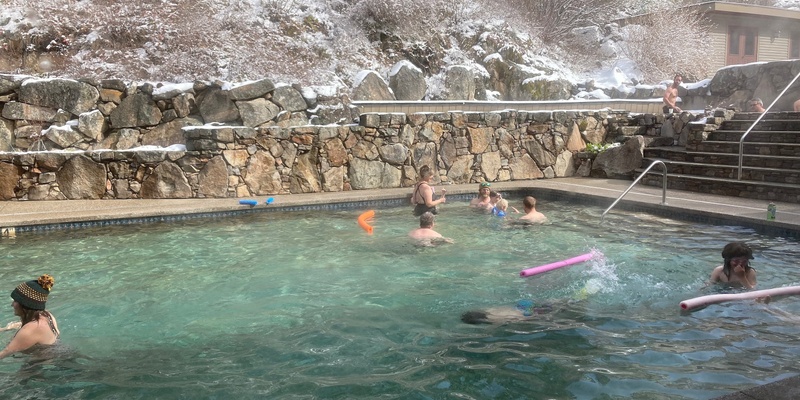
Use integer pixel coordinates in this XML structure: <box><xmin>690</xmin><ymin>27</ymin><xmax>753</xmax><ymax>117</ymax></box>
<box><xmin>418</xmin><ymin>165</ymin><xmax>434</xmax><ymax>180</ymax></box>
<box><xmin>489</xmin><ymin>191</ymin><xmax>500</xmax><ymax>198</ymax></box>
<box><xmin>419</xmin><ymin>212</ymin><xmax>435</xmax><ymax>228</ymax></box>
<box><xmin>674</xmin><ymin>73</ymin><xmax>682</xmax><ymax>80</ymax></box>
<box><xmin>461</xmin><ymin>311</ymin><xmax>491</xmax><ymax>324</ymax></box>
<box><xmin>721</xmin><ymin>242</ymin><xmax>754</xmax><ymax>279</ymax></box>
<box><xmin>523</xmin><ymin>196</ymin><xmax>536</xmax><ymax>209</ymax></box>
<box><xmin>17</xmin><ymin>304</ymin><xmax>50</xmax><ymax>326</ymax></box>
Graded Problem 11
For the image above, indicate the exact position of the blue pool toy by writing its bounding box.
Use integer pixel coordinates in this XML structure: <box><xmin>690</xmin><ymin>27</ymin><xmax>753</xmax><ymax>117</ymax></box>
<box><xmin>239</xmin><ymin>199</ymin><xmax>258</xmax><ymax>206</ymax></box>
<box><xmin>265</xmin><ymin>197</ymin><xmax>274</xmax><ymax>205</ymax></box>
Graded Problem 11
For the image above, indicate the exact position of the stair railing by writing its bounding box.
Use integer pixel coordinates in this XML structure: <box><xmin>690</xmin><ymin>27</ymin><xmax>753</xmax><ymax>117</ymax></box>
<box><xmin>601</xmin><ymin>160</ymin><xmax>667</xmax><ymax>222</ymax></box>
<box><xmin>737</xmin><ymin>70</ymin><xmax>800</xmax><ymax>180</ymax></box>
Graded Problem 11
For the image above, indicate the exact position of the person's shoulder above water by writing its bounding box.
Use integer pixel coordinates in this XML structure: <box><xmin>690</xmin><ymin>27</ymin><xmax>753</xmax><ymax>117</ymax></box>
<box><xmin>0</xmin><ymin>274</ymin><xmax>60</xmax><ymax>360</ymax></box>
<box><xmin>516</xmin><ymin>196</ymin><xmax>548</xmax><ymax>225</ymax></box>
<box><xmin>409</xmin><ymin>212</ymin><xmax>453</xmax><ymax>246</ymax></box>
<box><xmin>708</xmin><ymin>241</ymin><xmax>757</xmax><ymax>289</ymax></box>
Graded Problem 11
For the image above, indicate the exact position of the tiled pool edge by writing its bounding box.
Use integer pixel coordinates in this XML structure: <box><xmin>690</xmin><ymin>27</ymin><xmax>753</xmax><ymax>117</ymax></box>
<box><xmin>528</xmin><ymin>188</ymin><xmax>800</xmax><ymax>239</ymax></box>
<box><xmin>2</xmin><ymin>188</ymin><xmax>798</xmax><ymax>238</ymax></box>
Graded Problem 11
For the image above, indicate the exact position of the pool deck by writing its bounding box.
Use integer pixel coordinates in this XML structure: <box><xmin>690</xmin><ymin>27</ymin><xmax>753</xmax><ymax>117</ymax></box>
<box><xmin>1</xmin><ymin>177</ymin><xmax>799</xmax><ymax>235</ymax></box>
<box><xmin>0</xmin><ymin>177</ymin><xmax>798</xmax><ymax>398</ymax></box>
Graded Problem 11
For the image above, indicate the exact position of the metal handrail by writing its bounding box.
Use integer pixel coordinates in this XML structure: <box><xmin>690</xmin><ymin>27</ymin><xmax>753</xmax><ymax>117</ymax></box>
<box><xmin>601</xmin><ymin>160</ymin><xmax>667</xmax><ymax>221</ymax></box>
<box><xmin>737</xmin><ymin>70</ymin><xmax>800</xmax><ymax>180</ymax></box>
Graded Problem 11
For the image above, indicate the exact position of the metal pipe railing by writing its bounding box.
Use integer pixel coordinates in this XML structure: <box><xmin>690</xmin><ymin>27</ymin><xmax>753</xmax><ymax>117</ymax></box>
<box><xmin>601</xmin><ymin>160</ymin><xmax>667</xmax><ymax>222</ymax></box>
<box><xmin>737</xmin><ymin>70</ymin><xmax>800</xmax><ymax>180</ymax></box>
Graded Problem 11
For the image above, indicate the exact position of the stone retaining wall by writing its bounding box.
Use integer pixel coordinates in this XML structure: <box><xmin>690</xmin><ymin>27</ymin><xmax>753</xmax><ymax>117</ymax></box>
<box><xmin>1</xmin><ymin>108</ymin><xmax>679</xmax><ymax>200</ymax></box>
<box><xmin>0</xmin><ymin>74</ymin><xmax>703</xmax><ymax>201</ymax></box>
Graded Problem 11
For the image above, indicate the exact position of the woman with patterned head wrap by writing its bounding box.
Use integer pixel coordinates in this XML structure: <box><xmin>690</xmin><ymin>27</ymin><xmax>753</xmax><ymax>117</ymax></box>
<box><xmin>0</xmin><ymin>274</ymin><xmax>60</xmax><ymax>359</ymax></box>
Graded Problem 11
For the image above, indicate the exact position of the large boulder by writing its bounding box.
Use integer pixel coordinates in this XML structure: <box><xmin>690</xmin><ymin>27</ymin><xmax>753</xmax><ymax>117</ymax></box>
<box><xmin>0</xmin><ymin>118</ymin><xmax>13</xmax><ymax>152</ymax></box>
<box><xmin>389</xmin><ymin>61</ymin><xmax>427</xmax><ymax>100</ymax></box>
<box><xmin>110</xmin><ymin>93</ymin><xmax>163</xmax><ymax>128</ymax></box>
<box><xmin>352</xmin><ymin>71</ymin><xmax>395</xmax><ymax>101</ymax></box>
<box><xmin>227</xmin><ymin>78</ymin><xmax>275</xmax><ymax>101</ymax></box>
<box><xmin>197</xmin><ymin>156</ymin><xmax>229</xmax><ymax>198</ymax></box>
<box><xmin>271</xmin><ymin>85</ymin><xmax>308</xmax><ymax>112</ymax></box>
<box><xmin>348</xmin><ymin>158</ymin><xmax>401</xmax><ymax>189</ymax></box>
<box><xmin>140</xmin><ymin>161</ymin><xmax>193</xmax><ymax>198</ymax></box>
<box><xmin>56</xmin><ymin>155</ymin><xmax>106</xmax><ymax>199</ymax></box>
<box><xmin>18</xmin><ymin>78</ymin><xmax>99</xmax><ymax>115</ymax></box>
<box><xmin>443</xmin><ymin>65</ymin><xmax>475</xmax><ymax>100</ymax></box>
<box><xmin>0</xmin><ymin>162</ymin><xmax>20</xmax><ymax>200</ymax></box>
<box><xmin>591</xmin><ymin>136</ymin><xmax>645</xmax><ymax>179</ymax></box>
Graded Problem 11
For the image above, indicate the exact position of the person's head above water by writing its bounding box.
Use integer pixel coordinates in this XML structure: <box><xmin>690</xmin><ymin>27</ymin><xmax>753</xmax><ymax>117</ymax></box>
<box><xmin>721</xmin><ymin>241</ymin><xmax>753</xmax><ymax>261</ymax></box>
<box><xmin>721</xmin><ymin>242</ymin><xmax>754</xmax><ymax>277</ymax></box>
<box><xmin>418</xmin><ymin>165</ymin><xmax>434</xmax><ymax>181</ymax></box>
<box><xmin>523</xmin><ymin>196</ymin><xmax>536</xmax><ymax>211</ymax></box>
<box><xmin>419</xmin><ymin>211</ymin><xmax>435</xmax><ymax>228</ymax></box>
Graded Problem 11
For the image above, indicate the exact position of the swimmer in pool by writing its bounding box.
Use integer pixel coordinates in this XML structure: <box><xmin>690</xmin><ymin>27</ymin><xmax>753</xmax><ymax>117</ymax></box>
<box><xmin>0</xmin><ymin>274</ymin><xmax>61</xmax><ymax>359</ymax></box>
<box><xmin>517</xmin><ymin>196</ymin><xmax>547</xmax><ymax>224</ymax></box>
<box><xmin>409</xmin><ymin>212</ymin><xmax>453</xmax><ymax>246</ymax></box>
<box><xmin>708</xmin><ymin>242</ymin><xmax>757</xmax><ymax>289</ymax></box>
<box><xmin>469</xmin><ymin>182</ymin><xmax>493</xmax><ymax>211</ymax></box>
<box><xmin>461</xmin><ymin>299</ymin><xmax>554</xmax><ymax>324</ymax></box>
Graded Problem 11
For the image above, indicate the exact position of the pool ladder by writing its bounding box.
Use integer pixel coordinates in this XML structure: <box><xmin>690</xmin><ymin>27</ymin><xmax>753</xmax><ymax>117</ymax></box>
<box><xmin>601</xmin><ymin>160</ymin><xmax>667</xmax><ymax>221</ymax></box>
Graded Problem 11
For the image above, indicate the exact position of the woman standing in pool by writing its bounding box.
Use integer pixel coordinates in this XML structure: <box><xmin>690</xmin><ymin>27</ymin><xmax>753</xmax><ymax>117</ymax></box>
<box><xmin>411</xmin><ymin>165</ymin><xmax>446</xmax><ymax>216</ymax></box>
<box><xmin>709</xmin><ymin>242</ymin><xmax>757</xmax><ymax>289</ymax></box>
<box><xmin>0</xmin><ymin>274</ymin><xmax>60</xmax><ymax>359</ymax></box>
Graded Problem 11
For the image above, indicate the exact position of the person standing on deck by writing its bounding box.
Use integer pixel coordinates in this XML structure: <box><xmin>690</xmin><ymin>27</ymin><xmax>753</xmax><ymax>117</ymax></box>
<box><xmin>663</xmin><ymin>74</ymin><xmax>683</xmax><ymax>114</ymax></box>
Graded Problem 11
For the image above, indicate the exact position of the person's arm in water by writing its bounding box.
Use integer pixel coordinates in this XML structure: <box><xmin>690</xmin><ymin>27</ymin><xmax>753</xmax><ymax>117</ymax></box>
<box><xmin>0</xmin><ymin>321</ymin><xmax>21</xmax><ymax>332</ymax></box>
<box><xmin>0</xmin><ymin>322</ymin><xmax>42</xmax><ymax>359</ymax></box>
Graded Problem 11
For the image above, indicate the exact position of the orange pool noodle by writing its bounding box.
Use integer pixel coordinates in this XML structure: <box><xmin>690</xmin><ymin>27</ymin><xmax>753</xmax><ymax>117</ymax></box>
<box><xmin>358</xmin><ymin>210</ymin><xmax>375</xmax><ymax>234</ymax></box>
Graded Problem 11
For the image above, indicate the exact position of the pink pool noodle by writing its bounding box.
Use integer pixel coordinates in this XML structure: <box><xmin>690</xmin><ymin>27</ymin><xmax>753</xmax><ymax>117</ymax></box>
<box><xmin>680</xmin><ymin>285</ymin><xmax>800</xmax><ymax>311</ymax></box>
<box><xmin>520</xmin><ymin>252</ymin><xmax>595</xmax><ymax>277</ymax></box>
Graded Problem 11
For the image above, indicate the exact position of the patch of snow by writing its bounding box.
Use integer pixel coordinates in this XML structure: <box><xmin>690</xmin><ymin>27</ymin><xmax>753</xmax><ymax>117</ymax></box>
<box><xmin>152</xmin><ymin>82</ymin><xmax>194</xmax><ymax>96</ymax></box>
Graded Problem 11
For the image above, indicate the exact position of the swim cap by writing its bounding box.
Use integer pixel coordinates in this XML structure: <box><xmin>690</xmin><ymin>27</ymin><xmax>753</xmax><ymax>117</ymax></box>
<box><xmin>11</xmin><ymin>274</ymin><xmax>54</xmax><ymax>310</ymax></box>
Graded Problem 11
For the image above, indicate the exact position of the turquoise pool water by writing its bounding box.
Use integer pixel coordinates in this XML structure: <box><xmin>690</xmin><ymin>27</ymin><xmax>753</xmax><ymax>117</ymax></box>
<box><xmin>0</xmin><ymin>199</ymin><xmax>798</xmax><ymax>399</ymax></box>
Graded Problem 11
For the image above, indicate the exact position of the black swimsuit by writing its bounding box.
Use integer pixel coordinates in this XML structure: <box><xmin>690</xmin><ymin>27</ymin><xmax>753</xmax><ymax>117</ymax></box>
<box><xmin>412</xmin><ymin>183</ymin><xmax>438</xmax><ymax>217</ymax></box>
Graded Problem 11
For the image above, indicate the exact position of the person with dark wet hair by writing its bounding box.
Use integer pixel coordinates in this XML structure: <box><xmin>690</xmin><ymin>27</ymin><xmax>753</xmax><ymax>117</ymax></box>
<box><xmin>410</xmin><ymin>165</ymin><xmax>446</xmax><ymax>217</ymax></box>
<box><xmin>461</xmin><ymin>300</ymin><xmax>554</xmax><ymax>324</ymax></box>
<box><xmin>709</xmin><ymin>242</ymin><xmax>757</xmax><ymax>289</ymax></box>
<box><xmin>0</xmin><ymin>274</ymin><xmax>60</xmax><ymax>359</ymax></box>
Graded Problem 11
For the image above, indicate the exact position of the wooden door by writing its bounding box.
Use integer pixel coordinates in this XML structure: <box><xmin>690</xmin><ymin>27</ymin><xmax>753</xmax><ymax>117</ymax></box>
<box><xmin>727</xmin><ymin>26</ymin><xmax>758</xmax><ymax>65</ymax></box>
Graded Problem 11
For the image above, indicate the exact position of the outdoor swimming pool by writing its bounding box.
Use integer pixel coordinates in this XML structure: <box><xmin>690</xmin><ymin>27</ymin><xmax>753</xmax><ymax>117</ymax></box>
<box><xmin>0</xmin><ymin>199</ymin><xmax>798</xmax><ymax>399</ymax></box>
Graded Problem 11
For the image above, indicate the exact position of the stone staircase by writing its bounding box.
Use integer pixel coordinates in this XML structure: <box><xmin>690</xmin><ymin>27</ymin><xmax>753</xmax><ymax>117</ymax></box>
<box><xmin>637</xmin><ymin>111</ymin><xmax>800</xmax><ymax>203</ymax></box>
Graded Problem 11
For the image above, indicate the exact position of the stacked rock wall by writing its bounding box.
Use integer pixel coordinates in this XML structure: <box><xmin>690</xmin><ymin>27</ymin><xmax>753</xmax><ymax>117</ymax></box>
<box><xmin>0</xmin><ymin>74</ymin><xmax>697</xmax><ymax>201</ymax></box>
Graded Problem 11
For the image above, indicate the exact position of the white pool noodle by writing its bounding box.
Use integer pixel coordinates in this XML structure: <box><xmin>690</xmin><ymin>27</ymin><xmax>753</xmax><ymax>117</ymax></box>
<box><xmin>680</xmin><ymin>285</ymin><xmax>800</xmax><ymax>311</ymax></box>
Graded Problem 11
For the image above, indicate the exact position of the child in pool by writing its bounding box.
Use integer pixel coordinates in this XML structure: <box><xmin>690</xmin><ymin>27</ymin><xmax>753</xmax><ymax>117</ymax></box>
<box><xmin>492</xmin><ymin>199</ymin><xmax>519</xmax><ymax>218</ymax></box>
<box><xmin>708</xmin><ymin>241</ymin><xmax>757</xmax><ymax>289</ymax></box>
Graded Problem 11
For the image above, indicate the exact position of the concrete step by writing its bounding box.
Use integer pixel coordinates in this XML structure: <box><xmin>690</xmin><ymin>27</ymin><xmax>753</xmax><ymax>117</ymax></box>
<box><xmin>643</xmin><ymin>147</ymin><xmax>800</xmax><ymax>169</ymax></box>
<box><xmin>696</xmin><ymin>141</ymin><xmax>800</xmax><ymax>157</ymax></box>
<box><xmin>708</xmin><ymin>130</ymin><xmax>800</xmax><ymax>143</ymax></box>
<box><xmin>636</xmin><ymin>171</ymin><xmax>800</xmax><ymax>203</ymax></box>
<box><xmin>642</xmin><ymin>157</ymin><xmax>800</xmax><ymax>182</ymax></box>
<box><xmin>731</xmin><ymin>111</ymin><xmax>800</xmax><ymax>121</ymax></box>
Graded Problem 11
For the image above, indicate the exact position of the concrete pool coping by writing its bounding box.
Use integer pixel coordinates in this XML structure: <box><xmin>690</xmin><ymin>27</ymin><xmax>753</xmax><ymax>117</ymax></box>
<box><xmin>0</xmin><ymin>176</ymin><xmax>798</xmax><ymax>398</ymax></box>
<box><xmin>1</xmin><ymin>177</ymin><xmax>799</xmax><ymax>236</ymax></box>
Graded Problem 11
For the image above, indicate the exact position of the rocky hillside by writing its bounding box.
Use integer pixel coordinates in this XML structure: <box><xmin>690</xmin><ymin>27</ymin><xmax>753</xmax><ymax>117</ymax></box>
<box><xmin>1</xmin><ymin>0</ymin><xmax>799</xmax><ymax>101</ymax></box>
